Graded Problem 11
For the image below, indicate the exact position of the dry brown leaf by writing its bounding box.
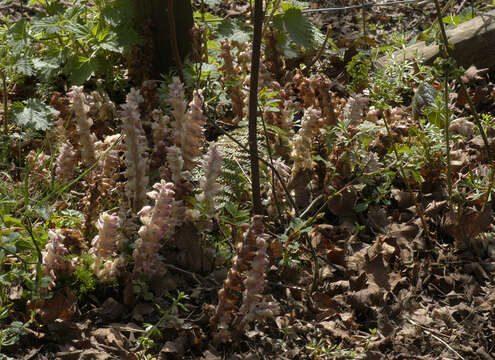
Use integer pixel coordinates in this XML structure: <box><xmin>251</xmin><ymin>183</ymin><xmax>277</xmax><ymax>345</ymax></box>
<box><xmin>91</xmin><ymin>327</ymin><xmax>126</xmax><ymax>350</ymax></box>
<box><xmin>31</xmin><ymin>288</ymin><xmax>77</xmax><ymax>324</ymax></box>
<box><xmin>97</xmin><ymin>297</ymin><xmax>127</xmax><ymax>321</ymax></box>
<box><xmin>327</xmin><ymin>187</ymin><xmax>357</xmax><ymax>217</ymax></box>
<box><xmin>391</xmin><ymin>189</ymin><xmax>414</xmax><ymax>209</ymax></box>
<box><xmin>461</xmin><ymin>65</ymin><xmax>488</xmax><ymax>84</ymax></box>
<box><xmin>443</xmin><ymin>206</ymin><xmax>492</xmax><ymax>249</ymax></box>
<box><xmin>313</xmin><ymin>292</ymin><xmax>338</xmax><ymax>310</ymax></box>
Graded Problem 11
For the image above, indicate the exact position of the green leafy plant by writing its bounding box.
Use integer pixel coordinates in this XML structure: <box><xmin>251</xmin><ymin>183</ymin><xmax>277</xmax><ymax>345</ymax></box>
<box><xmin>9</xmin><ymin>98</ymin><xmax>57</xmax><ymax>131</ymax></box>
<box><xmin>72</xmin><ymin>254</ymin><xmax>97</xmax><ymax>299</ymax></box>
<box><xmin>306</xmin><ymin>338</ymin><xmax>357</xmax><ymax>359</ymax></box>
<box><xmin>137</xmin><ymin>291</ymin><xmax>190</xmax><ymax>357</ymax></box>
<box><xmin>346</xmin><ymin>53</ymin><xmax>372</xmax><ymax>93</ymax></box>
<box><xmin>30</xmin><ymin>0</ymin><xmax>139</xmax><ymax>87</ymax></box>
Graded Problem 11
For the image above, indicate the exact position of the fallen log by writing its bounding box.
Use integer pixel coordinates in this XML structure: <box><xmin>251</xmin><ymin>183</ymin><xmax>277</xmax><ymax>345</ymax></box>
<box><xmin>378</xmin><ymin>9</ymin><xmax>495</xmax><ymax>69</ymax></box>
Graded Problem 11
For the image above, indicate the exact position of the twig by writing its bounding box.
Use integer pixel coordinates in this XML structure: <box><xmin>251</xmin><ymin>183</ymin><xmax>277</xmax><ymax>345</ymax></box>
<box><xmin>406</xmin><ymin>317</ymin><xmax>465</xmax><ymax>360</ymax></box>
<box><xmin>203</xmin><ymin>110</ymin><xmax>299</xmax><ymax>215</ymax></box>
<box><xmin>306</xmin><ymin>26</ymin><xmax>332</xmax><ymax>72</ymax></box>
<box><xmin>300</xmin><ymin>194</ymin><xmax>324</xmax><ymax>219</ymax></box>
<box><xmin>260</xmin><ymin>105</ymin><xmax>283</xmax><ymax>221</ymax></box>
<box><xmin>248</xmin><ymin>0</ymin><xmax>264</xmax><ymax>214</ymax></box>
<box><xmin>200</xmin><ymin>0</ymin><xmax>433</xmax><ymax>23</ymax></box>
<box><xmin>432</xmin><ymin>0</ymin><xmax>489</xmax><ymax>157</ymax></box>
<box><xmin>267</xmin><ymin>281</ymin><xmax>304</xmax><ymax>291</ymax></box>
<box><xmin>1</xmin><ymin>71</ymin><xmax>8</xmax><ymax>134</ymax></box>
<box><xmin>444</xmin><ymin>74</ymin><xmax>452</xmax><ymax>203</ymax></box>
<box><xmin>301</xmin><ymin>0</ymin><xmax>433</xmax><ymax>13</ymax></box>
<box><xmin>164</xmin><ymin>263</ymin><xmax>203</xmax><ymax>285</ymax></box>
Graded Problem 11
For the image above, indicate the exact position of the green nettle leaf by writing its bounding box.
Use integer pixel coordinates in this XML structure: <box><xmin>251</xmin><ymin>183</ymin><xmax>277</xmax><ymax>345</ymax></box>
<box><xmin>102</xmin><ymin>0</ymin><xmax>134</xmax><ymax>25</ymax></box>
<box><xmin>280</xmin><ymin>0</ymin><xmax>309</xmax><ymax>10</ymax></box>
<box><xmin>7</xmin><ymin>18</ymin><xmax>28</xmax><ymax>39</ymax></box>
<box><xmin>115</xmin><ymin>25</ymin><xmax>141</xmax><ymax>52</ymax></box>
<box><xmin>204</xmin><ymin>0</ymin><xmax>222</xmax><ymax>7</ymax></box>
<box><xmin>69</xmin><ymin>60</ymin><xmax>98</xmax><ymax>85</ymax></box>
<box><xmin>65</xmin><ymin>56</ymin><xmax>99</xmax><ymax>85</ymax></box>
<box><xmin>13</xmin><ymin>58</ymin><xmax>34</xmax><ymax>76</ymax></box>
<box><xmin>10</xmin><ymin>99</ymin><xmax>57</xmax><ymax>131</ymax></box>
<box><xmin>279</xmin><ymin>8</ymin><xmax>314</xmax><ymax>47</ymax></box>
<box><xmin>33</xmin><ymin>57</ymin><xmax>59</xmax><ymax>72</ymax></box>
<box><xmin>65</xmin><ymin>21</ymin><xmax>90</xmax><ymax>41</ymax></box>
<box><xmin>31</xmin><ymin>15</ymin><xmax>61</xmax><ymax>34</ymax></box>
<box><xmin>216</xmin><ymin>19</ymin><xmax>251</xmax><ymax>43</ymax></box>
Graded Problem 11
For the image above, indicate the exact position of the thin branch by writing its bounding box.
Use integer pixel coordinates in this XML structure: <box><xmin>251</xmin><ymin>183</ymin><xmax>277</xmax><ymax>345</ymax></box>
<box><xmin>1</xmin><ymin>71</ymin><xmax>8</xmax><ymax>134</ymax></box>
<box><xmin>248</xmin><ymin>0</ymin><xmax>265</xmax><ymax>214</ymax></box>
<box><xmin>203</xmin><ymin>109</ymin><xmax>299</xmax><ymax>216</ymax></box>
<box><xmin>432</xmin><ymin>0</ymin><xmax>489</xmax><ymax>158</ymax></box>
<box><xmin>260</xmin><ymin>105</ymin><xmax>283</xmax><ymax>221</ymax></box>
<box><xmin>306</xmin><ymin>26</ymin><xmax>332</xmax><ymax>72</ymax></box>
<box><xmin>406</xmin><ymin>318</ymin><xmax>466</xmax><ymax>360</ymax></box>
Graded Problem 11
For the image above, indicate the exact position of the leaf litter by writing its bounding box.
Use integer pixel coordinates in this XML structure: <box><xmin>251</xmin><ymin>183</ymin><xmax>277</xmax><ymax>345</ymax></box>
<box><xmin>2</xmin><ymin>0</ymin><xmax>495</xmax><ymax>359</ymax></box>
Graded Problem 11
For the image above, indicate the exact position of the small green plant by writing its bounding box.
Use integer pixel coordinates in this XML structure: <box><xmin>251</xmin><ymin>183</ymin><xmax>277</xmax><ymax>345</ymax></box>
<box><xmin>306</xmin><ymin>338</ymin><xmax>357</xmax><ymax>359</ymax></box>
<box><xmin>137</xmin><ymin>291</ymin><xmax>190</xmax><ymax>358</ymax></box>
<box><xmin>72</xmin><ymin>254</ymin><xmax>97</xmax><ymax>299</ymax></box>
<box><xmin>479</xmin><ymin>113</ymin><xmax>495</xmax><ymax>131</ymax></box>
<box><xmin>346</xmin><ymin>53</ymin><xmax>372</xmax><ymax>93</ymax></box>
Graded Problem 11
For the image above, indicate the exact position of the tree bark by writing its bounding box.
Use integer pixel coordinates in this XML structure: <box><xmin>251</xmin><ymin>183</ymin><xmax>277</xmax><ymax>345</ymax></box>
<box><xmin>134</xmin><ymin>0</ymin><xmax>194</xmax><ymax>81</ymax></box>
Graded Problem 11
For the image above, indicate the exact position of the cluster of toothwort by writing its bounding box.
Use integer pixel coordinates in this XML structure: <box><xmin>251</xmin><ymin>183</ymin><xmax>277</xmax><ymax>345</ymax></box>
<box><xmin>210</xmin><ymin>216</ymin><xmax>278</xmax><ymax>343</ymax></box>
<box><xmin>45</xmin><ymin>76</ymin><xmax>220</xmax><ymax>300</ymax></box>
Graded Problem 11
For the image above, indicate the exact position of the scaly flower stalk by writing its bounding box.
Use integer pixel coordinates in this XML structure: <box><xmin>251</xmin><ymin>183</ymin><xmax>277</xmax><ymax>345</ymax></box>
<box><xmin>290</xmin><ymin>107</ymin><xmax>321</xmax><ymax>175</ymax></box>
<box><xmin>119</xmin><ymin>88</ymin><xmax>149</xmax><ymax>213</ymax></box>
<box><xmin>26</xmin><ymin>150</ymin><xmax>50</xmax><ymax>185</ymax></box>
<box><xmin>166</xmin><ymin>145</ymin><xmax>185</xmax><ymax>184</ymax></box>
<box><xmin>197</xmin><ymin>145</ymin><xmax>223</xmax><ymax>215</ymax></box>
<box><xmin>179</xmin><ymin>90</ymin><xmax>205</xmax><ymax>170</ymax></box>
<box><xmin>133</xmin><ymin>181</ymin><xmax>177</xmax><ymax>276</ymax></box>
<box><xmin>237</xmin><ymin>231</ymin><xmax>278</xmax><ymax>328</ymax></box>
<box><xmin>42</xmin><ymin>230</ymin><xmax>74</xmax><ymax>289</ymax></box>
<box><xmin>343</xmin><ymin>94</ymin><xmax>368</xmax><ymax>126</ymax></box>
<box><xmin>67</xmin><ymin>86</ymin><xmax>97</xmax><ymax>166</ymax></box>
<box><xmin>91</xmin><ymin>212</ymin><xmax>120</xmax><ymax>280</ymax></box>
<box><xmin>55</xmin><ymin>141</ymin><xmax>76</xmax><ymax>183</ymax></box>
<box><xmin>219</xmin><ymin>40</ymin><xmax>245</xmax><ymax>124</ymax></box>
<box><xmin>167</xmin><ymin>77</ymin><xmax>187</xmax><ymax>145</ymax></box>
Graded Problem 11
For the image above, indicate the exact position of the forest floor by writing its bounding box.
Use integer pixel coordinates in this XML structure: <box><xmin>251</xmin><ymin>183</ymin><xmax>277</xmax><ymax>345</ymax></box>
<box><xmin>1</xmin><ymin>0</ymin><xmax>495</xmax><ymax>359</ymax></box>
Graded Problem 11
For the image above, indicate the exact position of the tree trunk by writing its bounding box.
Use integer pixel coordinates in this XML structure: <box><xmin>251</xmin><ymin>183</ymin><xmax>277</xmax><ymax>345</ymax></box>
<box><xmin>133</xmin><ymin>0</ymin><xmax>194</xmax><ymax>82</ymax></box>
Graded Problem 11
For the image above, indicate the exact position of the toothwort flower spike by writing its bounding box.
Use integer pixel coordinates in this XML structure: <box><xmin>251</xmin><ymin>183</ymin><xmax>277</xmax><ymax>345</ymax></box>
<box><xmin>119</xmin><ymin>88</ymin><xmax>149</xmax><ymax>213</ymax></box>
<box><xmin>197</xmin><ymin>145</ymin><xmax>223</xmax><ymax>215</ymax></box>
<box><xmin>67</xmin><ymin>86</ymin><xmax>97</xmax><ymax>166</ymax></box>
<box><xmin>133</xmin><ymin>181</ymin><xmax>179</xmax><ymax>277</ymax></box>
